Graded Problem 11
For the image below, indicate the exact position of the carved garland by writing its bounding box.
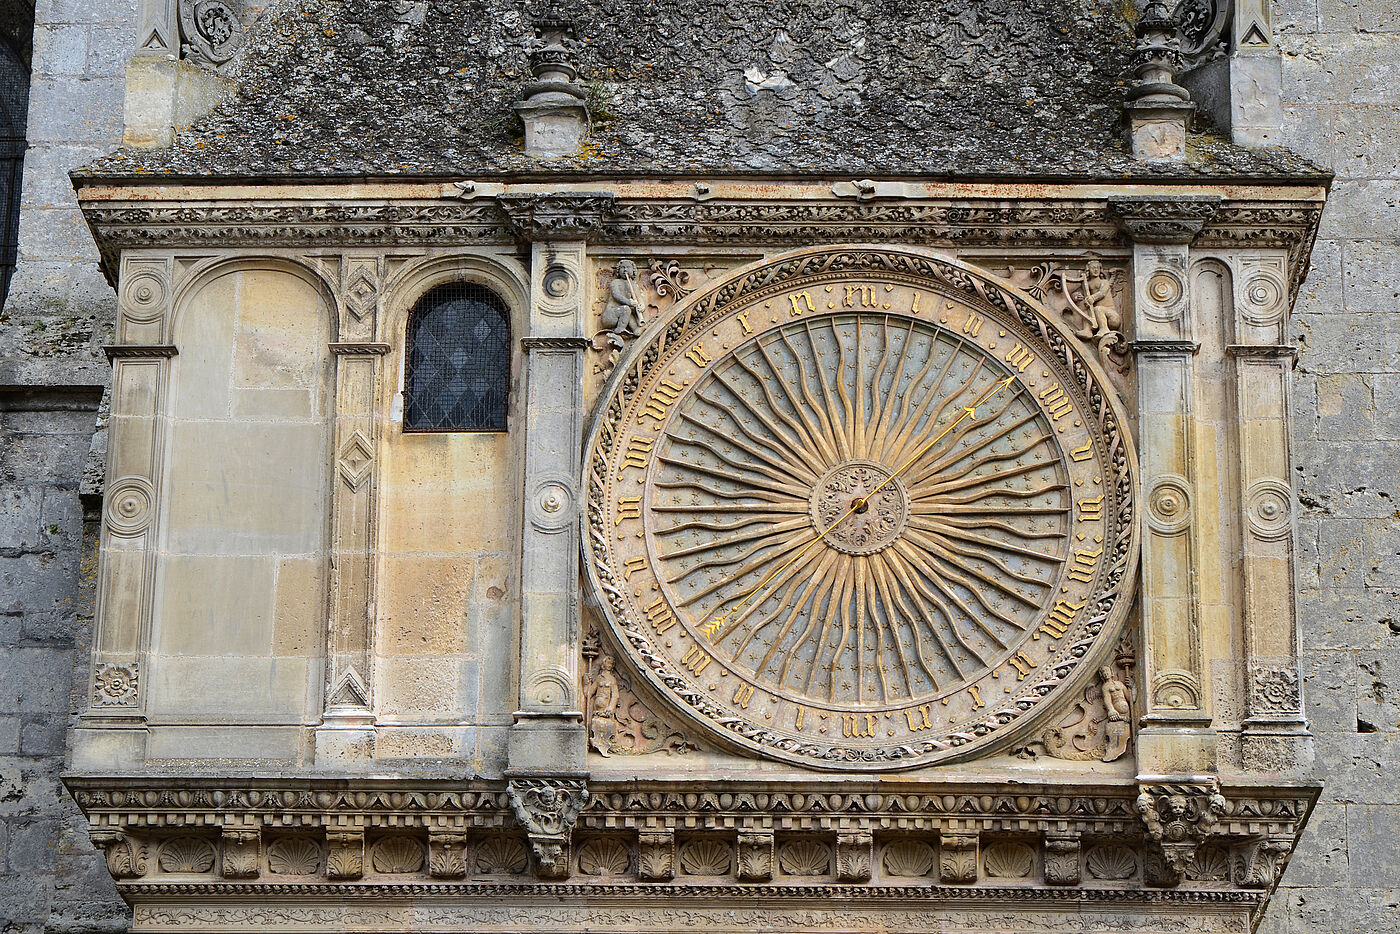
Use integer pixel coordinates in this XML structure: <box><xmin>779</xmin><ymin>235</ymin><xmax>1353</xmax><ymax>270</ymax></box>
<box><xmin>584</xmin><ymin>248</ymin><xmax>1137</xmax><ymax>767</ymax></box>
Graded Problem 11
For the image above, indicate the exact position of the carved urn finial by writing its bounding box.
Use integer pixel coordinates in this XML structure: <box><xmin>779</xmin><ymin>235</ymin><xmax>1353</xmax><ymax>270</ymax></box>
<box><xmin>1124</xmin><ymin>0</ymin><xmax>1195</xmax><ymax>162</ymax></box>
<box><xmin>514</xmin><ymin>7</ymin><xmax>589</xmax><ymax>158</ymax></box>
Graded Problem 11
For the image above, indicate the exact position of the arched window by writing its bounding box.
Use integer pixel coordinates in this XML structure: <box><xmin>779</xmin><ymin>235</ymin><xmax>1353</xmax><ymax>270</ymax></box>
<box><xmin>403</xmin><ymin>282</ymin><xmax>512</xmax><ymax>431</ymax></box>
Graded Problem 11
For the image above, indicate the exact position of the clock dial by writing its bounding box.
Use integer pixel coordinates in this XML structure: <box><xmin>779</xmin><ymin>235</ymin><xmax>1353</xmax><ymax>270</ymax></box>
<box><xmin>584</xmin><ymin>251</ymin><xmax>1136</xmax><ymax>769</ymax></box>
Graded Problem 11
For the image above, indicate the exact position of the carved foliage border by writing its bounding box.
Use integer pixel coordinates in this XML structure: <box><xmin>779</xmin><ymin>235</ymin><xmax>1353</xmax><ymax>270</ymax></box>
<box><xmin>583</xmin><ymin>247</ymin><xmax>1138</xmax><ymax>768</ymax></box>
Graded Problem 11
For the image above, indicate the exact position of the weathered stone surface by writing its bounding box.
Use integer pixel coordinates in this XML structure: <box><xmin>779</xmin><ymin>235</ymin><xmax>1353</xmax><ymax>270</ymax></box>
<box><xmin>80</xmin><ymin>0</ymin><xmax>1322</xmax><ymax>181</ymax></box>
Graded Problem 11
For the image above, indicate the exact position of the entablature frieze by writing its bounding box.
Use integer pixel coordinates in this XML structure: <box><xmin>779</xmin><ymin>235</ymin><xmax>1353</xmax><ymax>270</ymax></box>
<box><xmin>78</xmin><ymin>188</ymin><xmax>1325</xmax><ymax>301</ymax></box>
<box><xmin>65</xmin><ymin>775</ymin><xmax>1317</xmax><ymax>909</ymax></box>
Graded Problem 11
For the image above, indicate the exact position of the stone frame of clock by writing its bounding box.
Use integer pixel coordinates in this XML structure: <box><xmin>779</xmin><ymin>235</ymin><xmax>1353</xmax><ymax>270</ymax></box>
<box><xmin>583</xmin><ymin>245</ymin><xmax>1139</xmax><ymax>770</ymax></box>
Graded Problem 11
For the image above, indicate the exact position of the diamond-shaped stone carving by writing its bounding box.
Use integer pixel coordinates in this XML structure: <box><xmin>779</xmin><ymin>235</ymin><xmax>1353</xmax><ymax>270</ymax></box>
<box><xmin>337</xmin><ymin>432</ymin><xmax>373</xmax><ymax>491</ymax></box>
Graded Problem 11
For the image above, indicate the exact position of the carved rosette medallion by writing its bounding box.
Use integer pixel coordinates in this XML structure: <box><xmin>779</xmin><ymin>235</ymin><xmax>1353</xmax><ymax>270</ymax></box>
<box><xmin>583</xmin><ymin>247</ymin><xmax>1138</xmax><ymax>769</ymax></box>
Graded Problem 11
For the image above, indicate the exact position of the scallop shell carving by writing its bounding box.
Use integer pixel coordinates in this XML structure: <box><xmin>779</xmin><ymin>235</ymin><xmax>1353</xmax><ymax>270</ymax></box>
<box><xmin>1085</xmin><ymin>844</ymin><xmax>1138</xmax><ymax>881</ymax></box>
<box><xmin>1187</xmin><ymin>847</ymin><xmax>1231</xmax><ymax>882</ymax></box>
<box><xmin>475</xmin><ymin>837</ymin><xmax>529</xmax><ymax>875</ymax></box>
<box><xmin>883</xmin><ymin>840</ymin><xmax>936</xmax><ymax>877</ymax></box>
<box><xmin>778</xmin><ymin>840</ymin><xmax>831</xmax><ymax>876</ymax></box>
<box><xmin>983</xmin><ymin>842</ymin><xmax>1035</xmax><ymax>879</ymax></box>
<box><xmin>266</xmin><ymin>837</ymin><xmax>322</xmax><ymax>875</ymax></box>
<box><xmin>157</xmin><ymin>837</ymin><xmax>215</xmax><ymax>874</ymax></box>
<box><xmin>678</xmin><ymin>839</ymin><xmax>732</xmax><ymax>876</ymax></box>
<box><xmin>371</xmin><ymin>836</ymin><xmax>425</xmax><ymax>874</ymax></box>
<box><xmin>578</xmin><ymin>838</ymin><xmax>631</xmax><ymax>877</ymax></box>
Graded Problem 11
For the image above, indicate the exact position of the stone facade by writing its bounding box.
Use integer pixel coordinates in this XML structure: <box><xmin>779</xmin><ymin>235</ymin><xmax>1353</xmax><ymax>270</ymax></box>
<box><xmin>0</xmin><ymin>3</ymin><xmax>1396</xmax><ymax>934</ymax></box>
<box><xmin>1255</xmin><ymin>2</ymin><xmax>1400</xmax><ymax>931</ymax></box>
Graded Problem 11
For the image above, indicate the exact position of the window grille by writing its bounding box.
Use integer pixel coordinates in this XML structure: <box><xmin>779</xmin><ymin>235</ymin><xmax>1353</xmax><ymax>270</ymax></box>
<box><xmin>404</xmin><ymin>282</ymin><xmax>512</xmax><ymax>431</ymax></box>
<box><xmin>0</xmin><ymin>35</ymin><xmax>29</xmax><ymax>309</ymax></box>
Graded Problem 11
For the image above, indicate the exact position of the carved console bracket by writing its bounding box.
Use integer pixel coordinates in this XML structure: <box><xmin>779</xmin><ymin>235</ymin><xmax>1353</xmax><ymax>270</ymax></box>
<box><xmin>505</xmin><ymin>774</ymin><xmax>590</xmax><ymax>880</ymax></box>
<box><xmin>1137</xmin><ymin>780</ymin><xmax>1228</xmax><ymax>886</ymax></box>
<box><xmin>1108</xmin><ymin>196</ymin><xmax>1219</xmax><ymax>244</ymax></box>
<box><xmin>498</xmin><ymin>193</ymin><xmax>615</xmax><ymax>243</ymax></box>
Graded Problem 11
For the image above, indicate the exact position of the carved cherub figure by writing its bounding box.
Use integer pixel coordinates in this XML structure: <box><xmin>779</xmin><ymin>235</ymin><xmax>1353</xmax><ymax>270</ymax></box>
<box><xmin>599</xmin><ymin>259</ymin><xmax>644</xmax><ymax>339</ymax></box>
<box><xmin>1100</xmin><ymin>663</ymin><xmax>1132</xmax><ymax>762</ymax></box>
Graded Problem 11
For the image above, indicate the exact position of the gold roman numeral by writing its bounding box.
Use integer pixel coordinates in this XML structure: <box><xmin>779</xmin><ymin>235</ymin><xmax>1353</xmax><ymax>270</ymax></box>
<box><xmin>685</xmin><ymin>344</ymin><xmax>713</xmax><ymax>368</ymax></box>
<box><xmin>1078</xmin><ymin>494</ymin><xmax>1104</xmax><ymax>521</ymax></box>
<box><xmin>967</xmin><ymin>685</ymin><xmax>986</xmax><ymax>709</ymax></box>
<box><xmin>644</xmin><ymin>597</ymin><xmax>676</xmax><ymax>633</ymax></box>
<box><xmin>732</xmin><ymin>684</ymin><xmax>754</xmax><ymax>708</ymax></box>
<box><xmin>1038</xmin><ymin>382</ymin><xmax>1073</xmax><ymax>421</ymax></box>
<box><xmin>737</xmin><ymin>311</ymin><xmax>753</xmax><ymax>334</ymax></box>
<box><xmin>1070</xmin><ymin>439</ymin><xmax>1094</xmax><ymax>462</ymax></box>
<box><xmin>842</xmin><ymin>713</ymin><xmax>878</xmax><ymax>738</ymax></box>
<box><xmin>641</xmin><ymin>379</ymin><xmax>686</xmax><ymax>424</ymax></box>
<box><xmin>1038</xmin><ymin>598</ymin><xmax>1085</xmax><ymax>639</ymax></box>
<box><xmin>961</xmin><ymin>312</ymin><xmax>985</xmax><ymax>337</ymax></box>
<box><xmin>844</xmin><ymin>284</ymin><xmax>878</xmax><ymax>308</ymax></box>
<box><xmin>681</xmin><ymin>645</ymin><xmax>711</xmax><ymax>674</ymax></box>
<box><xmin>1067</xmin><ymin>547</ymin><xmax>1102</xmax><ymax>583</ymax></box>
<box><xmin>904</xmin><ymin>705</ymin><xmax>933</xmax><ymax>731</ymax></box>
<box><xmin>1004</xmin><ymin>342</ymin><xmax>1034</xmax><ymax>373</ymax></box>
<box><xmin>622</xmin><ymin>555</ymin><xmax>648</xmax><ymax>581</ymax></box>
<box><xmin>615</xmin><ymin>496</ymin><xmax>642</xmax><ymax>525</ymax></box>
<box><xmin>788</xmin><ymin>291</ymin><xmax>817</xmax><ymax>317</ymax></box>
<box><xmin>618</xmin><ymin>435</ymin><xmax>654</xmax><ymax>476</ymax></box>
<box><xmin>1007</xmin><ymin>651</ymin><xmax>1038</xmax><ymax>680</ymax></box>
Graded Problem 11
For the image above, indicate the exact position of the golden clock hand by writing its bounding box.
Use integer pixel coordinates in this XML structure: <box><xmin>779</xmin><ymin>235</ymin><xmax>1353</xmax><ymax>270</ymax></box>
<box><xmin>699</xmin><ymin>374</ymin><xmax>1017</xmax><ymax>640</ymax></box>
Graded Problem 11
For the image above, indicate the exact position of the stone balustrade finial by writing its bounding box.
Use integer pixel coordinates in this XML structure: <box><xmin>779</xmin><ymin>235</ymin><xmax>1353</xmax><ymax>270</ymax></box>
<box><xmin>1124</xmin><ymin>0</ymin><xmax>1195</xmax><ymax>162</ymax></box>
<box><xmin>514</xmin><ymin>8</ymin><xmax>589</xmax><ymax>158</ymax></box>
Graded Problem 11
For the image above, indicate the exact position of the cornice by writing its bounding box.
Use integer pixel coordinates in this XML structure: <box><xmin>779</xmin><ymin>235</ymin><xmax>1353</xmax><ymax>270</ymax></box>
<box><xmin>78</xmin><ymin>195</ymin><xmax>1325</xmax><ymax>300</ymax></box>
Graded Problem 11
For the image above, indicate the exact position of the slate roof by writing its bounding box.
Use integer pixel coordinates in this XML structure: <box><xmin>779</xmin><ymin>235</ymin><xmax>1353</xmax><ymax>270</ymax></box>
<box><xmin>81</xmin><ymin>0</ymin><xmax>1325</xmax><ymax>181</ymax></box>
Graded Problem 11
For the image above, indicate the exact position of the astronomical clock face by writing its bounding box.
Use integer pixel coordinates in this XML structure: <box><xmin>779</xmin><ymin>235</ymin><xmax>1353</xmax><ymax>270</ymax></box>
<box><xmin>583</xmin><ymin>249</ymin><xmax>1137</xmax><ymax>769</ymax></box>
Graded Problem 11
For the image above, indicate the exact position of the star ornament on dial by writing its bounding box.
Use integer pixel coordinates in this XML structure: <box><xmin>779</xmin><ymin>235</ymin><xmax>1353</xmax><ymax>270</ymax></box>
<box><xmin>584</xmin><ymin>248</ymin><xmax>1138</xmax><ymax>770</ymax></box>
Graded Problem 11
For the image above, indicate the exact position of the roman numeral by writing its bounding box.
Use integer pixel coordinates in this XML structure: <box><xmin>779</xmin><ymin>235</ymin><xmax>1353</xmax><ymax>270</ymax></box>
<box><xmin>788</xmin><ymin>291</ymin><xmax>816</xmax><ymax>317</ymax></box>
<box><xmin>618</xmin><ymin>435</ymin><xmax>654</xmax><ymax>476</ymax></box>
<box><xmin>644</xmin><ymin>596</ymin><xmax>676</xmax><ymax>633</ymax></box>
<box><xmin>681</xmin><ymin>645</ymin><xmax>711</xmax><ymax>674</ymax></box>
<box><xmin>642</xmin><ymin>379</ymin><xmax>686</xmax><ymax>424</ymax></box>
<box><xmin>967</xmin><ymin>685</ymin><xmax>986</xmax><ymax>709</ymax></box>
<box><xmin>841</xmin><ymin>713</ymin><xmax>877</xmax><ymax>738</ymax></box>
<box><xmin>622</xmin><ymin>555</ymin><xmax>648</xmax><ymax>581</ymax></box>
<box><xmin>961</xmin><ymin>312</ymin><xmax>984</xmax><ymax>337</ymax></box>
<box><xmin>1038</xmin><ymin>598</ymin><xmax>1085</xmax><ymax>639</ymax></box>
<box><xmin>1004</xmin><ymin>342</ymin><xmax>1034</xmax><ymax>373</ymax></box>
<box><xmin>904</xmin><ymin>705</ymin><xmax>932</xmax><ymax>731</ymax></box>
<box><xmin>1078</xmin><ymin>494</ymin><xmax>1104</xmax><ymax>521</ymax></box>
<box><xmin>1070</xmin><ymin>439</ymin><xmax>1094</xmax><ymax>462</ymax></box>
<box><xmin>615</xmin><ymin>496</ymin><xmax>642</xmax><ymax>525</ymax></box>
<box><xmin>732</xmin><ymin>684</ymin><xmax>754</xmax><ymax>708</ymax></box>
<box><xmin>844</xmin><ymin>284</ymin><xmax>878</xmax><ymax>308</ymax></box>
<box><xmin>685</xmin><ymin>344</ymin><xmax>712</xmax><ymax>367</ymax></box>
<box><xmin>1038</xmin><ymin>382</ymin><xmax>1073</xmax><ymax>420</ymax></box>
<box><xmin>1067</xmin><ymin>547</ymin><xmax>1102</xmax><ymax>583</ymax></box>
<box><xmin>1007</xmin><ymin>651</ymin><xmax>1038</xmax><ymax>680</ymax></box>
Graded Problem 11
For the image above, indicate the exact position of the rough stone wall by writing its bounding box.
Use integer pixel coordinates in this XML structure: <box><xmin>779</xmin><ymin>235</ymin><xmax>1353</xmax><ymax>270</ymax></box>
<box><xmin>0</xmin><ymin>0</ymin><xmax>132</xmax><ymax>931</ymax></box>
<box><xmin>1259</xmin><ymin>2</ymin><xmax>1400</xmax><ymax>931</ymax></box>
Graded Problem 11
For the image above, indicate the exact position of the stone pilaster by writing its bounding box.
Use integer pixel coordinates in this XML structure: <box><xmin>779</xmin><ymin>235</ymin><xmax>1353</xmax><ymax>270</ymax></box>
<box><xmin>1111</xmin><ymin>196</ymin><xmax>1219</xmax><ymax>776</ymax></box>
<box><xmin>75</xmin><ymin>342</ymin><xmax>177</xmax><ymax>769</ymax></box>
<box><xmin>503</xmin><ymin>195</ymin><xmax>613</xmax><ymax>773</ymax></box>
<box><xmin>315</xmin><ymin>340</ymin><xmax>390</xmax><ymax>762</ymax></box>
<box><xmin>1229</xmin><ymin>254</ymin><xmax>1309</xmax><ymax>772</ymax></box>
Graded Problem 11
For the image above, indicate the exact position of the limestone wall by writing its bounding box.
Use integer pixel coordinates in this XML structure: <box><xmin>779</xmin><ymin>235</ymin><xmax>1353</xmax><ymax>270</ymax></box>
<box><xmin>0</xmin><ymin>0</ymin><xmax>132</xmax><ymax>929</ymax></box>
<box><xmin>1257</xmin><ymin>2</ymin><xmax>1400</xmax><ymax>931</ymax></box>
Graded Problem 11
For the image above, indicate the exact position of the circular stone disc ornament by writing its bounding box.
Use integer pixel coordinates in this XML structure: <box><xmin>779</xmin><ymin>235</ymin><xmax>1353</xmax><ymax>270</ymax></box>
<box><xmin>583</xmin><ymin>247</ymin><xmax>1138</xmax><ymax>769</ymax></box>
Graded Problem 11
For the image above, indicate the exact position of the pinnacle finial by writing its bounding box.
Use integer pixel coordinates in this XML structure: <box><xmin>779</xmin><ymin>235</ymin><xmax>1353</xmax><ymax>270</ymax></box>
<box><xmin>1123</xmin><ymin>0</ymin><xmax>1195</xmax><ymax>161</ymax></box>
<box><xmin>514</xmin><ymin>5</ymin><xmax>589</xmax><ymax>157</ymax></box>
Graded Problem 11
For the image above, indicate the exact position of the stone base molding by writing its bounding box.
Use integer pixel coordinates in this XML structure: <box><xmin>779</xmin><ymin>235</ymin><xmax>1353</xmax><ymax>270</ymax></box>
<box><xmin>68</xmin><ymin>776</ymin><xmax>1315</xmax><ymax>932</ymax></box>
